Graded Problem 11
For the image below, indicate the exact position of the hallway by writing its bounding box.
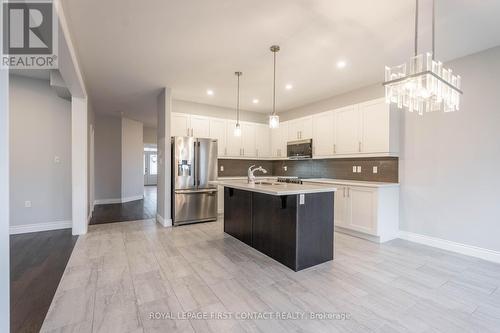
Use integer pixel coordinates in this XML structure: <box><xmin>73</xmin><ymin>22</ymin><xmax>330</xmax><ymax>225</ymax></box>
<box><xmin>90</xmin><ymin>186</ymin><xmax>157</xmax><ymax>225</ymax></box>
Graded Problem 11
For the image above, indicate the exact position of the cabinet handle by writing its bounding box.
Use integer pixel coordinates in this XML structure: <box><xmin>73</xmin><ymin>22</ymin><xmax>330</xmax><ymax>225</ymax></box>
<box><xmin>224</xmin><ymin>148</ymin><xmax>227</xmax><ymax>156</ymax></box>
<box><xmin>358</xmin><ymin>141</ymin><xmax>362</xmax><ymax>152</ymax></box>
<box><xmin>333</xmin><ymin>144</ymin><xmax>336</xmax><ymax>154</ymax></box>
<box><xmin>187</xmin><ymin>128</ymin><xmax>190</xmax><ymax>136</ymax></box>
<box><xmin>243</xmin><ymin>148</ymin><xmax>245</xmax><ymax>155</ymax></box>
<box><xmin>343</xmin><ymin>187</ymin><xmax>346</xmax><ymax>197</ymax></box>
<box><xmin>347</xmin><ymin>187</ymin><xmax>350</xmax><ymax>197</ymax></box>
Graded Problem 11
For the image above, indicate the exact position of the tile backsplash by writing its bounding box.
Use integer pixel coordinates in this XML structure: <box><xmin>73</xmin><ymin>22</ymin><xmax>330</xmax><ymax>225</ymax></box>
<box><xmin>218</xmin><ymin>157</ymin><xmax>398</xmax><ymax>183</ymax></box>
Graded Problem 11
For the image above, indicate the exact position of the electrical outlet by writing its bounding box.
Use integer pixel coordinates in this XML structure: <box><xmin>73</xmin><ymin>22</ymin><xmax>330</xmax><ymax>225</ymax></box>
<box><xmin>54</xmin><ymin>156</ymin><xmax>61</xmax><ymax>164</ymax></box>
<box><xmin>283</xmin><ymin>166</ymin><xmax>287</xmax><ymax>172</ymax></box>
<box><xmin>220</xmin><ymin>165</ymin><xmax>224</xmax><ymax>172</ymax></box>
<box><xmin>299</xmin><ymin>194</ymin><xmax>305</xmax><ymax>205</ymax></box>
<box><xmin>373</xmin><ymin>166</ymin><xmax>378</xmax><ymax>174</ymax></box>
<box><xmin>25</xmin><ymin>201</ymin><xmax>31</xmax><ymax>208</ymax></box>
<box><xmin>352</xmin><ymin>166</ymin><xmax>357</xmax><ymax>173</ymax></box>
<box><xmin>357</xmin><ymin>166</ymin><xmax>362</xmax><ymax>173</ymax></box>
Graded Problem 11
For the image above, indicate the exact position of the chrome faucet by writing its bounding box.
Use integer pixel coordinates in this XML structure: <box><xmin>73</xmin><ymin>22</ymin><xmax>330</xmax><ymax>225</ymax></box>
<box><xmin>248</xmin><ymin>165</ymin><xmax>268</xmax><ymax>184</ymax></box>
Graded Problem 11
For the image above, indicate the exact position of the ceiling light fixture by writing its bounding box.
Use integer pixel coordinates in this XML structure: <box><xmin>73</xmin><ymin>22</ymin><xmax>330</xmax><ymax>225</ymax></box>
<box><xmin>234</xmin><ymin>72</ymin><xmax>242</xmax><ymax>137</ymax></box>
<box><xmin>383</xmin><ymin>0</ymin><xmax>462</xmax><ymax>115</ymax></box>
<box><xmin>269</xmin><ymin>45</ymin><xmax>280</xmax><ymax>129</ymax></box>
<box><xmin>285</xmin><ymin>83</ymin><xmax>293</xmax><ymax>90</ymax></box>
<box><xmin>206</xmin><ymin>89</ymin><xmax>214</xmax><ymax>96</ymax></box>
<box><xmin>252</xmin><ymin>98</ymin><xmax>259</xmax><ymax>104</ymax></box>
<box><xmin>337</xmin><ymin>60</ymin><xmax>346</xmax><ymax>69</ymax></box>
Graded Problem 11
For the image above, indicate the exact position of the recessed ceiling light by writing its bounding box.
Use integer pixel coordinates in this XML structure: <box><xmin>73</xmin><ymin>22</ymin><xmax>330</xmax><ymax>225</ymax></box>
<box><xmin>285</xmin><ymin>84</ymin><xmax>293</xmax><ymax>90</ymax></box>
<box><xmin>252</xmin><ymin>99</ymin><xmax>259</xmax><ymax>104</ymax></box>
<box><xmin>206</xmin><ymin>89</ymin><xmax>214</xmax><ymax>96</ymax></box>
<box><xmin>337</xmin><ymin>61</ymin><xmax>347</xmax><ymax>69</ymax></box>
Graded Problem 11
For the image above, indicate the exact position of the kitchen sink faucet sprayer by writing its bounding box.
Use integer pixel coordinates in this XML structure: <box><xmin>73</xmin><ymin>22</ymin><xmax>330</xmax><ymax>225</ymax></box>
<box><xmin>248</xmin><ymin>165</ymin><xmax>267</xmax><ymax>184</ymax></box>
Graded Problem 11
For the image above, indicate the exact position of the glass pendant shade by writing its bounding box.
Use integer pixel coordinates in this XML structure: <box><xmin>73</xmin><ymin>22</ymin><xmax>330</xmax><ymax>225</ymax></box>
<box><xmin>383</xmin><ymin>0</ymin><xmax>462</xmax><ymax>115</ymax></box>
<box><xmin>384</xmin><ymin>52</ymin><xmax>461</xmax><ymax>115</ymax></box>
<box><xmin>234</xmin><ymin>123</ymin><xmax>241</xmax><ymax>137</ymax></box>
<box><xmin>269</xmin><ymin>115</ymin><xmax>280</xmax><ymax>129</ymax></box>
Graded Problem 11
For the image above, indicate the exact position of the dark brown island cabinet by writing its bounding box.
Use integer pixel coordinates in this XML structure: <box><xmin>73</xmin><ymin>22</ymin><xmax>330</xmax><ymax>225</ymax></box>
<box><xmin>223</xmin><ymin>186</ymin><xmax>335</xmax><ymax>271</ymax></box>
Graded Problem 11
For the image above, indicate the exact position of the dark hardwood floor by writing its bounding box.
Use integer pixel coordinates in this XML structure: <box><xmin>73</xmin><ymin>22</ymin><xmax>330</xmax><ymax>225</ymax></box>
<box><xmin>90</xmin><ymin>185</ymin><xmax>157</xmax><ymax>225</ymax></box>
<box><xmin>10</xmin><ymin>229</ymin><xmax>78</xmax><ymax>333</ymax></box>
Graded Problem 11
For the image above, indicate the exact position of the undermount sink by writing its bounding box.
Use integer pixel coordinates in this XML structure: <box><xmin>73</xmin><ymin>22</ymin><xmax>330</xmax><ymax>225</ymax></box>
<box><xmin>253</xmin><ymin>181</ymin><xmax>284</xmax><ymax>186</ymax></box>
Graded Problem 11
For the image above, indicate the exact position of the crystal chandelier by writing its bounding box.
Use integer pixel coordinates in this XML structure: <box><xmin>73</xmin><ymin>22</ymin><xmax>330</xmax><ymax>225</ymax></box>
<box><xmin>383</xmin><ymin>0</ymin><xmax>462</xmax><ymax>115</ymax></box>
<box><xmin>269</xmin><ymin>45</ymin><xmax>280</xmax><ymax>128</ymax></box>
<box><xmin>234</xmin><ymin>71</ymin><xmax>242</xmax><ymax>137</ymax></box>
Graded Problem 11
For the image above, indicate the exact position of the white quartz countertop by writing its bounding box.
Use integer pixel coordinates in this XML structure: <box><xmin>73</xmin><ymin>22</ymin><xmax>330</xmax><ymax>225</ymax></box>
<box><xmin>302</xmin><ymin>178</ymin><xmax>399</xmax><ymax>188</ymax></box>
<box><xmin>216</xmin><ymin>180</ymin><xmax>337</xmax><ymax>196</ymax></box>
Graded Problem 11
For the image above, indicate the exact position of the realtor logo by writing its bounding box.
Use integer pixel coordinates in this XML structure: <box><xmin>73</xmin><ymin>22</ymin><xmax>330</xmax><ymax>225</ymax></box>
<box><xmin>2</xmin><ymin>0</ymin><xmax>58</xmax><ymax>69</ymax></box>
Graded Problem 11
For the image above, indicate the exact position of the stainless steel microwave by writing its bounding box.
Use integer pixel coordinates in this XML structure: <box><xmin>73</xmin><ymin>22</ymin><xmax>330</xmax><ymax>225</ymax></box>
<box><xmin>287</xmin><ymin>139</ymin><xmax>313</xmax><ymax>159</ymax></box>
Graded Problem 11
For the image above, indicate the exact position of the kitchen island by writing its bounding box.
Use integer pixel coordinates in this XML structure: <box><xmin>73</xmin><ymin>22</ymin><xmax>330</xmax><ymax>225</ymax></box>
<box><xmin>219</xmin><ymin>181</ymin><xmax>337</xmax><ymax>271</ymax></box>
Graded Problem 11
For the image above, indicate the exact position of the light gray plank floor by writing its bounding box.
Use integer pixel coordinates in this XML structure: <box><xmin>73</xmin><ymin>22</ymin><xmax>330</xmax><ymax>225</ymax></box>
<box><xmin>40</xmin><ymin>218</ymin><xmax>500</xmax><ymax>333</ymax></box>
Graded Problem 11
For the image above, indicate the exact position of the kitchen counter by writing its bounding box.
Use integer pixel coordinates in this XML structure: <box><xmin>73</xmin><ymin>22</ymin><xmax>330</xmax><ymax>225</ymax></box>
<box><xmin>217</xmin><ymin>180</ymin><xmax>337</xmax><ymax>196</ymax></box>
<box><xmin>302</xmin><ymin>178</ymin><xmax>399</xmax><ymax>188</ymax></box>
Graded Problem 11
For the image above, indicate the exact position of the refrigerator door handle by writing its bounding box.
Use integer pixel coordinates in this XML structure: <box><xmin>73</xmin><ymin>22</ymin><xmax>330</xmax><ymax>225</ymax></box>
<box><xmin>193</xmin><ymin>141</ymin><xmax>197</xmax><ymax>188</ymax></box>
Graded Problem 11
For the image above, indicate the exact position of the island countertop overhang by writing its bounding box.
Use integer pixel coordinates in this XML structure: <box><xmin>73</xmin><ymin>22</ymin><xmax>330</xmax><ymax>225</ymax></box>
<box><xmin>214</xmin><ymin>180</ymin><xmax>337</xmax><ymax>196</ymax></box>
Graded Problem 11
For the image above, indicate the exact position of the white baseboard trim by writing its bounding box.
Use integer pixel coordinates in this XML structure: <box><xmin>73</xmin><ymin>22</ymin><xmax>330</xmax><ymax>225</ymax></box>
<box><xmin>399</xmin><ymin>231</ymin><xmax>500</xmax><ymax>264</ymax></box>
<box><xmin>156</xmin><ymin>214</ymin><xmax>172</xmax><ymax>227</ymax></box>
<box><xmin>94</xmin><ymin>198</ymin><xmax>121</xmax><ymax>205</ymax></box>
<box><xmin>94</xmin><ymin>195</ymin><xmax>144</xmax><ymax>205</ymax></box>
<box><xmin>10</xmin><ymin>220</ymin><xmax>72</xmax><ymax>235</ymax></box>
<box><xmin>121</xmin><ymin>195</ymin><xmax>144</xmax><ymax>203</ymax></box>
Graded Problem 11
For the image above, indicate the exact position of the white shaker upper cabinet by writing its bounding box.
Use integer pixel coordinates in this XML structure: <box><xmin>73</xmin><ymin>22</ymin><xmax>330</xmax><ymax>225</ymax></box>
<box><xmin>171</xmin><ymin>113</ymin><xmax>191</xmax><ymax>137</ymax></box>
<box><xmin>287</xmin><ymin>117</ymin><xmax>312</xmax><ymax>141</ymax></box>
<box><xmin>225</xmin><ymin>120</ymin><xmax>243</xmax><ymax>157</ymax></box>
<box><xmin>360</xmin><ymin>99</ymin><xmax>399</xmax><ymax>154</ymax></box>
<box><xmin>312</xmin><ymin>111</ymin><xmax>335</xmax><ymax>157</ymax></box>
<box><xmin>255</xmin><ymin>124</ymin><xmax>271</xmax><ymax>158</ymax></box>
<box><xmin>209</xmin><ymin>118</ymin><xmax>227</xmax><ymax>157</ymax></box>
<box><xmin>190</xmin><ymin>115</ymin><xmax>210</xmax><ymax>138</ymax></box>
<box><xmin>241</xmin><ymin>123</ymin><xmax>256</xmax><ymax>157</ymax></box>
<box><xmin>334</xmin><ymin>105</ymin><xmax>360</xmax><ymax>154</ymax></box>
<box><xmin>271</xmin><ymin>122</ymin><xmax>288</xmax><ymax>158</ymax></box>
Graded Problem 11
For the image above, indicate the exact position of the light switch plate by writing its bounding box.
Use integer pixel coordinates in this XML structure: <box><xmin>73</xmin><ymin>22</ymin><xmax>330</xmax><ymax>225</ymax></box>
<box><xmin>54</xmin><ymin>156</ymin><xmax>61</xmax><ymax>163</ymax></box>
<box><xmin>373</xmin><ymin>166</ymin><xmax>378</xmax><ymax>174</ymax></box>
<box><xmin>220</xmin><ymin>165</ymin><xmax>224</xmax><ymax>172</ymax></box>
<box><xmin>357</xmin><ymin>166</ymin><xmax>362</xmax><ymax>173</ymax></box>
<box><xmin>25</xmin><ymin>201</ymin><xmax>31</xmax><ymax>208</ymax></box>
<box><xmin>283</xmin><ymin>166</ymin><xmax>288</xmax><ymax>172</ymax></box>
<box><xmin>299</xmin><ymin>194</ymin><xmax>305</xmax><ymax>205</ymax></box>
<box><xmin>352</xmin><ymin>166</ymin><xmax>357</xmax><ymax>173</ymax></box>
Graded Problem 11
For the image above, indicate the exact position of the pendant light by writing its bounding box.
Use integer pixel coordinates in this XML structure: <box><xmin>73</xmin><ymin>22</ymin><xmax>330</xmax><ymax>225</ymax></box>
<box><xmin>234</xmin><ymin>71</ymin><xmax>242</xmax><ymax>137</ymax></box>
<box><xmin>383</xmin><ymin>0</ymin><xmax>462</xmax><ymax>115</ymax></box>
<box><xmin>269</xmin><ymin>45</ymin><xmax>280</xmax><ymax>128</ymax></box>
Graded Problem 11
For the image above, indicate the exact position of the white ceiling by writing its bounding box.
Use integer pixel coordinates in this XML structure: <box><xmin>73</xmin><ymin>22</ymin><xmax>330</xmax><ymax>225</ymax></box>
<box><xmin>63</xmin><ymin>0</ymin><xmax>500</xmax><ymax>126</ymax></box>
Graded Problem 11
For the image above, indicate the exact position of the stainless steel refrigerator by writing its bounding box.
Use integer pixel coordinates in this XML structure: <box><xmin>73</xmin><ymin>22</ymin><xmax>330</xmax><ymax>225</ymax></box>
<box><xmin>171</xmin><ymin>136</ymin><xmax>218</xmax><ymax>226</ymax></box>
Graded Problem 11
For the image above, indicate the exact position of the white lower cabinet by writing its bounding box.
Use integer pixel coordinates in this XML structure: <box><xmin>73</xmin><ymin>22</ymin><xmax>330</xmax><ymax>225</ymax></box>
<box><xmin>217</xmin><ymin>185</ymin><xmax>224</xmax><ymax>214</ymax></box>
<box><xmin>303</xmin><ymin>181</ymin><xmax>399</xmax><ymax>243</ymax></box>
<box><xmin>347</xmin><ymin>186</ymin><xmax>377</xmax><ymax>235</ymax></box>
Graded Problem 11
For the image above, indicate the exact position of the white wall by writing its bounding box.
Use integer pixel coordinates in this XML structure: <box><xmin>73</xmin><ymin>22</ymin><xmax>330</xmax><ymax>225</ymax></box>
<box><xmin>143</xmin><ymin>126</ymin><xmax>157</xmax><ymax>145</ymax></box>
<box><xmin>121</xmin><ymin>118</ymin><xmax>144</xmax><ymax>200</ymax></box>
<box><xmin>94</xmin><ymin>114</ymin><xmax>122</xmax><ymax>201</ymax></box>
<box><xmin>0</xmin><ymin>15</ymin><xmax>10</xmax><ymax>328</ymax></box>
<box><xmin>157</xmin><ymin>88</ymin><xmax>172</xmax><ymax>226</ymax></box>
<box><xmin>399</xmin><ymin>46</ymin><xmax>500</xmax><ymax>252</ymax></box>
<box><xmin>9</xmin><ymin>75</ymin><xmax>72</xmax><ymax>229</ymax></box>
<box><xmin>173</xmin><ymin>99</ymin><xmax>268</xmax><ymax>123</ymax></box>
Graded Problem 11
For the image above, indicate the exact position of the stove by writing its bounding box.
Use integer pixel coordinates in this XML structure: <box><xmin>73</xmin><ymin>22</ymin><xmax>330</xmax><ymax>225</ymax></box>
<box><xmin>276</xmin><ymin>176</ymin><xmax>303</xmax><ymax>184</ymax></box>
